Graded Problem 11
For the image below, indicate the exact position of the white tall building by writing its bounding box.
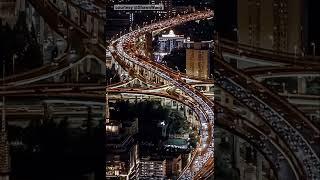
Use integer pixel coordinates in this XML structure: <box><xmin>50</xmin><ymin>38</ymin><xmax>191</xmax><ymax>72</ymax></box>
<box><xmin>155</xmin><ymin>30</ymin><xmax>187</xmax><ymax>62</ymax></box>
<box><xmin>158</xmin><ymin>30</ymin><xmax>186</xmax><ymax>54</ymax></box>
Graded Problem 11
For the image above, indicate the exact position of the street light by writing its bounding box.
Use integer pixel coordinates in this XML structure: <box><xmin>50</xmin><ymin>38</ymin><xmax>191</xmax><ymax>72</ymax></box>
<box><xmin>12</xmin><ymin>54</ymin><xmax>17</xmax><ymax>74</ymax></box>
<box><xmin>294</xmin><ymin>45</ymin><xmax>297</xmax><ymax>58</ymax></box>
<box><xmin>311</xmin><ymin>42</ymin><xmax>316</xmax><ymax>57</ymax></box>
<box><xmin>233</xmin><ymin>28</ymin><xmax>239</xmax><ymax>42</ymax></box>
<box><xmin>282</xmin><ymin>82</ymin><xmax>286</xmax><ymax>94</ymax></box>
<box><xmin>269</xmin><ymin>35</ymin><xmax>274</xmax><ymax>50</ymax></box>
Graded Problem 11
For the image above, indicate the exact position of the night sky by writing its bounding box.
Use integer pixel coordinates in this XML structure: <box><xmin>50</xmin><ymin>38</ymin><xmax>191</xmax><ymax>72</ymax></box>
<box><xmin>214</xmin><ymin>0</ymin><xmax>237</xmax><ymax>40</ymax></box>
<box><xmin>308</xmin><ymin>0</ymin><xmax>320</xmax><ymax>51</ymax></box>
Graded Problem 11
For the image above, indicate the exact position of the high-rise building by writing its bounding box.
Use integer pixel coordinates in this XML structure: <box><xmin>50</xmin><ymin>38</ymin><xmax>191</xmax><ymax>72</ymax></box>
<box><xmin>186</xmin><ymin>42</ymin><xmax>210</xmax><ymax>79</ymax></box>
<box><xmin>155</xmin><ymin>30</ymin><xmax>186</xmax><ymax>61</ymax></box>
<box><xmin>136</xmin><ymin>157</ymin><xmax>167</xmax><ymax>179</ymax></box>
<box><xmin>158</xmin><ymin>30</ymin><xmax>186</xmax><ymax>53</ymax></box>
<box><xmin>150</xmin><ymin>0</ymin><xmax>172</xmax><ymax>17</ymax></box>
<box><xmin>145</xmin><ymin>32</ymin><xmax>153</xmax><ymax>59</ymax></box>
<box><xmin>0</xmin><ymin>102</ymin><xmax>10</xmax><ymax>180</ymax></box>
<box><xmin>0</xmin><ymin>0</ymin><xmax>25</xmax><ymax>27</ymax></box>
<box><xmin>237</xmin><ymin>0</ymin><xmax>305</xmax><ymax>53</ymax></box>
<box><xmin>129</xmin><ymin>144</ymin><xmax>167</xmax><ymax>179</ymax></box>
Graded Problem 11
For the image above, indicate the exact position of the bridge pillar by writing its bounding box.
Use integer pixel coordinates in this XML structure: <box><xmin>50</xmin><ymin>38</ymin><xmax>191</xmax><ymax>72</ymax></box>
<box><xmin>86</xmin><ymin>14</ymin><xmax>92</xmax><ymax>35</ymax></box>
<box><xmin>233</xmin><ymin>135</ymin><xmax>240</xmax><ymax>170</ymax></box>
<box><xmin>75</xmin><ymin>64</ymin><xmax>79</xmax><ymax>82</ymax></box>
<box><xmin>256</xmin><ymin>153</ymin><xmax>263</xmax><ymax>180</ymax></box>
<box><xmin>39</xmin><ymin>16</ymin><xmax>45</xmax><ymax>46</ymax></box>
<box><xmin>75</xmin><ymin>7</ymin><xmax>81</xmax><ymax>26</ymax></box>
<box><xmin>86</xmin><ymin>58</ymin><xmax>91</xmax><ymax>73</ymax></box>
<box><xmin>26</xmin><ymin>2</ymin><xmax>32</xmax><ymax>31</ymax></box>
<box><xmin>297</xmin><ymin>77</ymin><xmax>306</xmax><ymax>94</ymax></box>
<box><xmin>205</xmin><ymin>85</ymin><xmax>210</xmax><ymax>93</ymax></box>
<box><xmin>93</xmin><ymin>17</ymin><xmax>99</xmax><ymax>39</ymax></box>
<box><xmin>65</xmin><ymin>0</ymin><xmax>70</xmax><ymax>17</ymax></box>
<box><xmin>118</xmin><ymin>65</ymin><xmax>122</xmax><ymax>75</ymax></box>
<box><xmin>101</xmin><ymin>63</ymin><xmax>105</xmax><ymax>75</ymax></box>
<box><xmin>79</xmin><ymin>61</ymin><xmax>84</xmax><ymax>73</ymax></box>
<box><xmin>147</xmin><ymin>71</ymin><xmax>151</xmax><ymax>80</ymax></box>
<box><xmin>16</xmin><ymin>0</ymin><xmax>26</xmax><ymax>14</ymax></box>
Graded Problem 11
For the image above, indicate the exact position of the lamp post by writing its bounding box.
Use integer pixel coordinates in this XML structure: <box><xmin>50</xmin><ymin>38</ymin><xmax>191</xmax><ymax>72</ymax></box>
<box><xmin>269</xmin><ymin>35</ymin><xmax>274</xmax><ymax>51</ymax></box>
<box><xmin>233</xmin><ymin>28</ymin><xmax>239</xmax><ymax>42</ymax></box>
<box><xmin>311</xmin><ymin>42</ymin><xmax>316</xmax><ymax>57</ymax></box>
<box><xmin>12</xmin><ymin>54</ymin><xmax>17</xmax><ymax>74</ymax></box>
<box><xmin>109</xmin><ymin>77</ymin><xmax>113</xmax><ymax>85</ymax></box>
<box><xmin>282</xmin><ymin>82</ymin><xmax>286</xmax><ymax>94</ymax></box>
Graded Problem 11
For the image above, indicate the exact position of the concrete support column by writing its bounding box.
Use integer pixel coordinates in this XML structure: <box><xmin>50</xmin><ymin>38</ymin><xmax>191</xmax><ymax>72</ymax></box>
<box><xmin>16</xmin><ymin>0</ymin><xmax>26</xmax><ymax>14</ymax></box>
<box><xmin>118</xmin><ymin>66</ymin><xmax>122</xmax><ymax>75</ymax></box>
<box><xmin>76</xmin><ymin>64</ymin><xmax>79</xmax><ymax>82</ymax></box>
<box><xmin>86</xmin><ymin>15</ymin><xmax>92</xmax><ymax>34</ymax></box>
<box><xmin>206</xmin><ymin>85</ymin><xmax>210</xmax><ymax>93</ymax></box>
<box><xmin>184</xmin><ymin>105</ymin><xmax>188</xmax><ymax>118</ymax></box>
<box><xmin>256</xmin><ymin>153</ymin><xmax>263</xmax><ymax>180</ymax></box>
<box><xmin>93</xmin><ymin>18</ymin><xmax>99</xmax><ymax>38</ymax></box>
<box><xmin>26</xmin><ymin>5</ymin><xmax>32</xmax><ymax>31</ymax></box>
<box><xmin>233</xmin><ymin>135</ymin><xmax>240</xmax><ymax>169</ymax></box>
<box><xmin>39</xmin><ymin>16</ymin><xmax>45</xmax><ymax>44</ymax></box>
<box><xmin>147</xmin><ymin>71</ymin><xmax>151</xmax><ymax>79</ymax></box>
<box><xmin>142</xmin><ymin>69</ymin><xmax>145</xmax><ymax>76</ymax></box>
<box><xmin>76</xmin><ymin>8</ymin><xmax>80</xmax><ymax>25</ymax></box>
<box><xmin>101</xmin><ymin>64</ymin><xmax>105</xmax><ymax>75</ymax></box>
<box><xmin>160</xmin><ymin>98</ymin><xmax>164</xmax><ymax>106</ymax></box>
<box><xmin>86</xmin><ymin>59</ymin><xmax>91</xmax><ymax>73</ymax></box>
<box><xmin>297</xmin><ymin>76</ymin><xmax>307</xmax><ymax>94</ymax></box>
<box><xmin>79</xmin><ymin>62</ymin><xmax>84</xmax><ymax>73</ymax></box>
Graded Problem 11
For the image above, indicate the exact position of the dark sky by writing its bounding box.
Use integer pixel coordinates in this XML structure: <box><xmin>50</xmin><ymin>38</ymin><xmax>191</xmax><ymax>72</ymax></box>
<box><xmin>214</xmin><ymin>0</ymin><xmax>237</xmax><ymax>40</ymax></box>
<box><xmin>308</xmin><ymin>0</ymin><xmax>320</xmax><ymax>45</ymax></box>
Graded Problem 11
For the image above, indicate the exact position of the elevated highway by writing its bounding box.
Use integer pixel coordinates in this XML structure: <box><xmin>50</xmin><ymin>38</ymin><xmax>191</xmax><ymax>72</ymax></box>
<box><xmin>219</xmin><ymin>38</ymin><xmax>320</xmax><ymax>67</ymax></box>
<box><xmin>1</xmin><ymin>88</ymin><xmax>305</xmax><ymax>180</ymax></box>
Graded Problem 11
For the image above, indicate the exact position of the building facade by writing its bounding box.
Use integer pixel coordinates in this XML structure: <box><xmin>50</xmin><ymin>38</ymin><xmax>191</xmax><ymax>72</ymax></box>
<box><xmin>158</xmin><ymin>30</ymin><xmax>186</xmax><ymax>53</ymax></box>
<box><xmin>237</xmin><ymin>0</ymin><xmax>304</xmax><ymax>53</ymax></box>
<box><xmin>186</xmin><ymin>42</ymin><xmax>210</xmax><ymax>79</ymax></box>
<box><xmin>150</xmin><ymin>0</ymin><xmax>172</xmax><ymax>17</ymax></box>
<box><xmin>0</xmin><ymin>0</ymin><xmax>25</xmax><ymax>27</ymax></box>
